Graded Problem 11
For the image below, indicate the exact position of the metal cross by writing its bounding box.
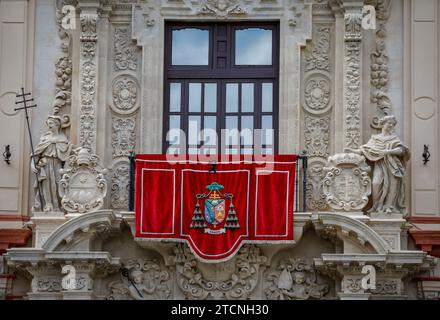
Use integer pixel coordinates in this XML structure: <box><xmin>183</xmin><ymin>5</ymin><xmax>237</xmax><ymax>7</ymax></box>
<box><xmin>14</xmin><ymin>88</ymin><xmax>44</xmax><ymax>209</ymax></box>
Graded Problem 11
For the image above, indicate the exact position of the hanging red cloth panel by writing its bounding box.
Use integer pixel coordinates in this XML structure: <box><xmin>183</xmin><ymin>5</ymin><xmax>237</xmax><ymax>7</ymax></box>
<box><xmin>135</xmin><ymin>155</ymin><xmax>297</xmax><ymax>263</ymax></box>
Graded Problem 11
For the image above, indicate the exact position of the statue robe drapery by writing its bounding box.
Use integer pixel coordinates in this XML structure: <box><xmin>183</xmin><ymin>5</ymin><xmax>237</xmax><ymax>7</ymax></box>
<box><xmin>360</xmin><ymin>134</ymin><xmax>410</xmax><ymax>213</ymax></box>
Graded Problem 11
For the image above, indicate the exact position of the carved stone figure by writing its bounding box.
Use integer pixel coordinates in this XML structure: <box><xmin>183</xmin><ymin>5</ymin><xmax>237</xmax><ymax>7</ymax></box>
<box><xmin>266</xmin><ymin>258</ymin><xmax>329</xmax><ymax>300</ymax></box>
<box><xmin>31</xmin><ymin>116</ymin><xmax>73</xmax><ymax>212</ymax></box>
<box><xmin>345</xmin><ymin>115</ymin><xmax>410</xmax><ymax>214</ymax></box>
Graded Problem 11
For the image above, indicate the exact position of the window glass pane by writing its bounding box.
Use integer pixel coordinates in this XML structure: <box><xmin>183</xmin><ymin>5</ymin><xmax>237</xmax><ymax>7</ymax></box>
<box><xmin>170</xmin><ymin>83</ymin><xmax>181</xmax><ymax>112</ymax></box>
<box><xmin>168</xmin><ymin>115</ymin><xmax>181</xmax><ymax>144</ymax></box>
<box><xmin>235</xmin><ymin>28</ymin><xmax>272</xmax><ymax>65</ymax></box>
<box><xmin>241</xmin><ymin>116</ymin><xmax>254</xmax><ymax>145</ymax></box>
<box><xmin>203</xmin><ymin>116</ymin><xmax>217</xmax><ymax>146</ymax></box>
<box><xmin>172</xmin><ymin>28</ymin><xmax>209</xmax><ymax>65</ymax></box>
<box><xmin>226</xmin><ymin>83</ymin><xmax>238</xmax><ymax>113</ymax></box>
<box><xmin>225</xmin><ymin>116</ymin><xmax>238</xmax><ymax>145</ymax></box>
<box><xmin>189</xmin><ymin>83</ymin><xmax>202</xmax><ymax>112</ymax></box>
<box><xmin>262</xmin><ymin>83</ymin><xmax>273</xmax><ymax>112</ymax></box>
<box><xmin>262</xmin><ymin>115</ymin><xmax>273</xmax><ymax>145</ymax></box>
<box><xmin>204</xmin><ymin>83</ymin><xmax>217</xmax><ymax>112</ymax></box>
<box><xmin>241</xmin><ymin>83</ymin><xmax>254</xmax><ymax>113</ymax></box>
<box><xmin>188</xmin><ymin>116</ymin><xmax>201</xmax><ymax>145</ymax></box>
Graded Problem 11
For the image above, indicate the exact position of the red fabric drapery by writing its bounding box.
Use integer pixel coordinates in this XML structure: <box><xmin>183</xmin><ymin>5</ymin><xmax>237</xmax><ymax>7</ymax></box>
<box><xmin>135</xmin><ymin>155</ymin><xmax>297</xmax><ymax>262</ymax></box>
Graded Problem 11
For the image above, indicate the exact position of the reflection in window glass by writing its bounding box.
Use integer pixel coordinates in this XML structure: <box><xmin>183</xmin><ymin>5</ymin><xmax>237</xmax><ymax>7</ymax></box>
<box><xmin>189</xmin><ymin>83</ymin><xmax>202</xmax><ymax>112</ymax></box>
<box><xmin>235</xmin><ymin>28</ymin><xmax>272</xmax><ymax>65</ymax></box>
<box><xmin>226</xmin><ymin>83</ymin><xmax>239</xmax><ymax>113</ymax></box>
<box><xmin>170</xmin><ymin>83</ymin><xmax>181</xmax><ymax>112</ymax></box>
<box><xmin>241</xmin><ymin>83</ymin><xmax>254</xmax><ymax>112</ymax></box>
<box><xmin>204</xmin><ymin>84</ymin><xmax>217</xmax><ymax>112</ymax></box>
<box><xmin>262</xmin><ymin>83</ymin><xmax>273</xmax><ymax>112</ymax></box>
<box><xmin>172</xmin><ymin>28</ymin><xmax>209</xmax><ymax>65</ymax></box>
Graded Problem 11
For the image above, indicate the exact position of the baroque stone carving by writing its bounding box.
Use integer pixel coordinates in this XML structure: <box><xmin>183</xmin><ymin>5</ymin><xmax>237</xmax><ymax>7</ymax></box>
<box><xmin>344</xmin><ymin>12</ymin><xmax>362</xmax><ymax>41</ymax></box>
<box><xmin>370</xmin><ymin>279</ymin><xmax>399</xmax><ymax>295</ymax></box>
<box><xmin>345</xmin><ymin>115</ymin><xmax>410</xmax><ymax>214</ymax></box>
<box><xmin>55</xmin><ymin>57</ymin><xmax>72</xmax><ymax>92</ymax></box>
<box><xmin>110</xmin><ymin>162</ymin><xmax>130</xmax><ymax>210</ymax></box>
<box><xmin>59</xmin><ymin>147</ymin><xmax>107</xmax><ymax>214</ymax></box>
<box><xmin>32</xmin><ymin>277</ymin><xmax>62</xmax><ymax>293</ymax></box>
<box><xmin>306</xmin><ymin>161</ymin><xmax>328</xmax><ymax>211</ymax></box>
<box><xmin>370</xmin><ymin>0</ymin><xmax>392</xmax><ymax>128</ymax></box>
<box><xmin>114</xmin><ymin>27</ymin><xmax>138</xmax><ymax>71</ymax></box>
<box><xmin>112</xmin><ymin>117</ymin><xmax>136</xmax><ymax>158</ymax></box>
<box><xmin>305</xmin><ymin>26</ymin><xmax>331</xmax><ymax>72</ymax></box>
<box><xmin>106</xmin><ymin>259</ymin><xmax>171</xmax><ymax>300</ymax></box>
<box><xmin>344</xmin><ymin>41</ymin><xmax>361</xmax><ymax>149</ymax></box>
<box><xmin>265</xmin><ymin>258</ymin><xmax>329</xmax><ymax>300</ymax></box>
<box><xmin>173</xmin><ymin>244</ymin><xmax>266</xmax><ymax>300</ymax></box>
<box><xmin>304</xmin><ymin>76</ymin><xmax>331</xmax><ymax>114</ymax></box>
<box><xmin>111</xmin><ymin>75</ymin><xmax>139</xmax><ymax>114</ymax></box>
<box><xmin>79</xmin><ymin>11</ymin><xmax>98</xmax><ymax>151</ymax></box>
<box><xmin>323</xmin><ymin>153</ymin><xmax>372</xmax><ymax>212</ymax></box>
<box><xmin>31</xmin><ymin>116</ymin><xmax>74</xmax><ymax>212</ymax></box>
<box><xmin>305</xmin><ymin>116</ymin><xmax>330</xmax><ymax>157</ymax></box>
<box><xmin>198</xmin><ymin>0</ymin><xmax>247</xmax><ymax>18</ymax></box>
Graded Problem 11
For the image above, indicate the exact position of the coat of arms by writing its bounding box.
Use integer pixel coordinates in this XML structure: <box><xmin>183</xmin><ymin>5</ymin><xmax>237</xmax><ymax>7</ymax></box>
<box><xmin>191</xmin><ymin>182</ymin><xmax>240</xmax><ymax>234</ymax></box>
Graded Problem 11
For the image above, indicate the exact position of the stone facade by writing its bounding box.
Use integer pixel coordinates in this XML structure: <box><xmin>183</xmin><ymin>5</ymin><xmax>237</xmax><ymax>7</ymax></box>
<box><xmin>0</xmin><ymin>0</ymin><xmax>440</xmax><ymax>300</ymax></box>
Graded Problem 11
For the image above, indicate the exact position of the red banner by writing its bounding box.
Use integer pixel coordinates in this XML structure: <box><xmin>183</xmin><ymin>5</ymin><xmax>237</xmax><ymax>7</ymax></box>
<box><xmin>135</xmin><ymin>155</ymin><xmax>297</xmax><ymax>262</ymax></box>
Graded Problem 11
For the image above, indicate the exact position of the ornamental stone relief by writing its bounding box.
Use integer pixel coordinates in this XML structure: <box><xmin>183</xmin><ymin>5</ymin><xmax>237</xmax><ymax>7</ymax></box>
<box><xmin>305</xmin><ymin>26</ymin><xmax>331</xmax><ymax>72</ymax></box>
<box><xmin>304</xmin><ymin>76</ymin><xmax>331</xmax><ymax>114</ymax></box>
<box><xmin>198</xmin><ymin>0</ymin><xmax>247</xmax><ymax>18</ymax></box>
<box><xmin>323</xmin><ymin>153</ymin><xmax>371</xmax><ymax>212</ymax></box>
<box><xmin>306</xmin><ymin>160</ymin><xmax>329</xmax><ymax>211</ymax></box>
<box><xmin>110</xmin><ymin>161</ymin><xmax>130</xmax><ymax>210</ymax></box>
<box><xmin>111</xmin><ymin>75</ymin><xmax>139</xmax><ymax>115</ymax></box>
<box><xmin>172</xmin><ymin>244</ymin><xmax>266</xmax><ymax>300</ymax></box>
<box><xmin>59</xmin><ymin>148</ymin><xmax>108</xmax><ymax>214</ymax></box>
<box><xmin>305</xmin><ymin>116</ymin><xmax>330</xmax><ymax>157</ymax></box>
<box><xmin>112</xmin><ymin>117</ymin><xmax>136</xmax><ymax>158</ymax></box>
<box><xmin>106</xmin><ymin>259</ymin><xmax>171</xmax><ymax>300</ymax></box>
<box><xmin>265</xmin><ymin>258</ymin><xmax>329</xmax><ymax>300</ymax></box>
<box><xmin>114</xmin><ymin>27</ymin><xmax>138</xmax><ymax>72</ymax></box>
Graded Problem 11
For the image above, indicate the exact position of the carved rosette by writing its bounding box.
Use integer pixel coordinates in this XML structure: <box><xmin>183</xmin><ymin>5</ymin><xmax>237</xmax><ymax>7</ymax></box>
<box><xmin>304</xmin><ymin>76</ymin><xmax>331</xmax><ymax>115</ymax></box>
<box><xmin>111</xmin><ymin>75</ymin><xmax>139</xmax><ymax>115</ymax></box>
<box><xmin>79</xmin><ymin>10</ymin><xmax>99</xmax><ymax>151</ymax></box>
<box><xmin>323</xmin><ymin>153</ymin><xmax>371</xmax><ymax>212</ymax></box>
<box><xmin>110</xmin><ymin>161</ymin><xmax>130</xmax><ymax>210</ymax></box>
<box><xmin>198</xmin><ymin>0</ymin><xmax>247</xmax><ymax>18</ymax></box>
<box><xmin>265</xmin><ymin>258</ymin><xmax>329</xmax><ymax>300</ymax></box>
<box><xmin>59</xmin><ymin>148</ymin><xmax>107</xmax><ymax>214</ymax></box>
<box><xmin>106</xmin><ymin>259</ymin><xmax>171</xmax><ymax>300</ymax></box>
<box><xmin>172</xmin><ymin>244</ymin><xmax>266</xmax><ymax>300</ymax></box>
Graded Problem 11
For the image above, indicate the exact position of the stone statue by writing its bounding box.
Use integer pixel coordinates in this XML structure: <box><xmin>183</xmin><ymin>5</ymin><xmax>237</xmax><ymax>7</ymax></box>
<box><xmin>31</xmin><ymin>115</ymin><xmax>73</xmax><ymax>212</ymax></box>
<box><xmin>345</xmin><ymin>115</ymin><xmax>410</xmax><ymax>214</ymax></box>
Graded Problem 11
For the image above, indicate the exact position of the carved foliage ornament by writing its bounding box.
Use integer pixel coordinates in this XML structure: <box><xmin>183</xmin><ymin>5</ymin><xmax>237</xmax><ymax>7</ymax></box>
<box><xmin>107</xmin><ymin>259</ymin><xmax>171</xmax><ymax>300</ymax></box>
<box><xmin>110</xmin><ymin>162</ymin><xmax>130</xmax><ymax>210</ymax></box>
<box><xmin>59</xmin><ymin>148</ymin><xmax>107</xmax><ymax>214</ymax></box>
<box><xmin>305</xmin><ymin>26</ymin><xmax>331</xmax><ymax>72</ymax></box>
<box><xmin>323</xmin><ymin>153</ymin><xmax>371</xmax><ymax>211</ymax></box>
<box><xmin>112</xmin><ymin>117</ymin><xmax>136</xmax><ymax>157</ymax></box>
<box><xmin>173</xmin><ymin>244</ymin><xmax>266</xmax><ymax>300</ymax></box>
<box><xmin>305</xmin><ymin>116</ymin><xmax>330</xmax><ymax>157</ymax></box>
<box><xmin>306</xmin><ymin>161</ymin><xmax>328</xmax><ymax>211</ymax></box>
<box><xmin>266</xmin><ymin>258</ymin><xmax>329</xmax><ymax>300</ymax></box>
<box><xmin>304</xmin><ymin>76</ymin><xmax>331</xmax><ymax>114</ymax></box>
<box><xmin>199</xmin><ymin>0</ymin><xmax>247</xmax><ymax>18</ymax></box>
<box><xmin>114</xmin><ymin>27</ymin><xmax>138</xmax><ymax>71</ymax></box>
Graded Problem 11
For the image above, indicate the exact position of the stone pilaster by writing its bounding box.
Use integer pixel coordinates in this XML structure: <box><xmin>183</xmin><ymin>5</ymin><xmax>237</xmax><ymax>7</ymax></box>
<box><xmin>78</xmin><ymin>1</ymin><xmax>100</xmax><ymax>153</ymax></box>
<box><xmin>342</xmin><ymin>1</ymin><xmax>363</xmax><ymax>149</ymax></box>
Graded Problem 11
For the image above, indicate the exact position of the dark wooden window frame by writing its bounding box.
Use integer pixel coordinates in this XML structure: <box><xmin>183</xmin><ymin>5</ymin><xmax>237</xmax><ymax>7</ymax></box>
<box><xmin>163</xmin><ymin>21</ymin><xmax>280</xmax><ymax>154</ymax></box>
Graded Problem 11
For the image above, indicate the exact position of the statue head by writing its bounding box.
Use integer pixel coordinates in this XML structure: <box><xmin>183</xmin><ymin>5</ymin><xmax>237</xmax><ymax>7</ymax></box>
<box><xmin>379</xmin><ymin>115</ymin><xmax>397</xmax><ymax>134</ymax></box>
<box><xmin>131</xmin><ymin>270</ymin><xmax>144</xmax><ymax>284</ymax></box>
<box><xmin>46</xmin><ymin>116</ymin><xmax>62</xmax><ymax>132</ymax></box>
<box><xmin>292</xmin><ymin>272</ymin><xmax>306</xmax><ymax>285</ymax></box>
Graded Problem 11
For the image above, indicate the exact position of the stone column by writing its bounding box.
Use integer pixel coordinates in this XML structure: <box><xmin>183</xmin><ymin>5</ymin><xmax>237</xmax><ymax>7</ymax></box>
<box><xmin>342</xmin><ymin>1</ymin><xmax>363</xmax><ymax>149</ymax></box>
<box><xmin>78</xmin><ymin>1</ymin><xmax>100</xmax><ymax>153</ymax></box>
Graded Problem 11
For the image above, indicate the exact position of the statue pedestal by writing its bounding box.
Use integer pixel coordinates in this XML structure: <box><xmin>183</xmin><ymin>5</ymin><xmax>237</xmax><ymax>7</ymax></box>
<box><xmin>368</xmin><ymin>212</ymin><xmax>408</xmax><ymax>250</ymax></box>
<box><xmin>31</xmin><ymin>211</ymin><xmax>67</xmax><ymax>248</ymax></box>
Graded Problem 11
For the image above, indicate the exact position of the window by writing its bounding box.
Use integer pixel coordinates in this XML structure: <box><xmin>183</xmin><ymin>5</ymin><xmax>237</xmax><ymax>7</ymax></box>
<box><xmin>164</xmin><ymin>22</ymin><xmax>279</xmax><ymax>155</ymax></box>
